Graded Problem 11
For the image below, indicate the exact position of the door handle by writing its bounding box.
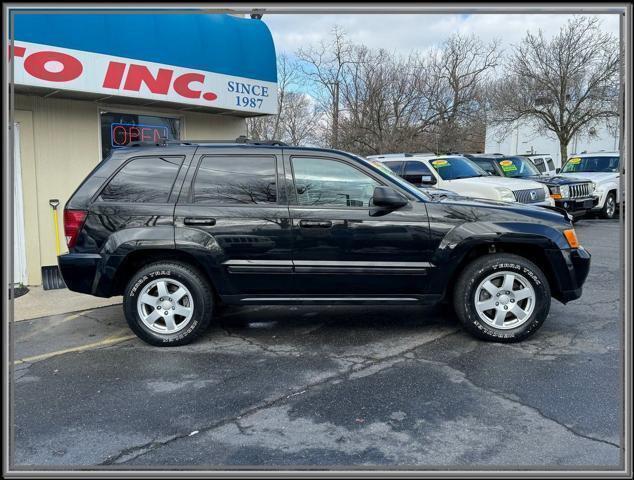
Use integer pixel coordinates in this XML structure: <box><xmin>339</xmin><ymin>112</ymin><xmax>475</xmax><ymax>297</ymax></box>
<box><xmin>299</xmin><ymin>220</ymin><xmax>332</xmax><ymax>228</ymax></box>
<box><xmin>184</xmin><ymin>217</ymin><xmax>216</xmax><ymax>226</ymax></box>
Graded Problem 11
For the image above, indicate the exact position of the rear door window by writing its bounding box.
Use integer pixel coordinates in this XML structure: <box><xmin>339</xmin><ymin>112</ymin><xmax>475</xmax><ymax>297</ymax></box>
<box><xmin>192</xmin><ymin>155</ymin><xmax>278</xmax><ymax>205</ymax></box>
<box><xmin>545</xmin><ymin>157</ymin><xmax>555</xmax><ymax>170</ymax></box>
<box><xmin>383</xmin><ymin>161</ymin><xmax>404</xmax><ymax>176</ymax></box>
<box><xmin>98</xmin><ymin>156</ymin><xmax>184</xmax><ymax>203</ymax></box>
<box><xmin>402</xmin><ymin>161</ymin><xmax>432</xmax><ymax>184</ymax></box>
<box><xmin>471</xmin><ymin>159</ymin><xmax>498</xmax><ymax>175</ymax></box>
<box><xmin>531</xmin><ymin>157</ymin><xmax>546</xmax><ymax>173</ymax></box>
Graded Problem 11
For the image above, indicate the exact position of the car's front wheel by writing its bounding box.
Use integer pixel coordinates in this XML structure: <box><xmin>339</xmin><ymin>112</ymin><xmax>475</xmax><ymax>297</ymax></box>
<box><xmin>453</xmin><ymin>254</ymin><xmax>551</xmax><ymax>342</ymax></box>
<box><xmin>600</xmin><ymin>191</ymin><xmax>617</xmax><ymax>219</ymax></box>
<box><xmin>123</xmin><ymin>262</ymin><xmax>214</xmax><ymax>346</ymax></box>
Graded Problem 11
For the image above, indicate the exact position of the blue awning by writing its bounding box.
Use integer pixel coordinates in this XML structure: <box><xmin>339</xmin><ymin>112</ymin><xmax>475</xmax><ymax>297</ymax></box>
<box><xmin>13</xmin><ymin>13</ymin><xmax>277</xmax><ymax>83</ymax></box>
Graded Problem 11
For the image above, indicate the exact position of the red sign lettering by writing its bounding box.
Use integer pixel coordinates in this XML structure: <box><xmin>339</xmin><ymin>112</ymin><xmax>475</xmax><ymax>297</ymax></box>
<box><xmin>103</xmin><ymin>61</ymin><xmax>127</xmax><ymax>89</ymax></box>
<box><xmin>123</xmin><ymin>65</ymin><xmax>173</xmax><ymax>94</ymax></box>
<box><xmin>23</xmin><ymin>50</ymin><xmax>83</xmax><ymax>82</ymax></box>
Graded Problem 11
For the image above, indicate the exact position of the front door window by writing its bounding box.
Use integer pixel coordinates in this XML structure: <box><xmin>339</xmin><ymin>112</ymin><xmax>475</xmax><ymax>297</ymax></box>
<box><xmin>291</xmin><ymin>157</ymin><xmax>380</xmax><ymax>208</ymax></box>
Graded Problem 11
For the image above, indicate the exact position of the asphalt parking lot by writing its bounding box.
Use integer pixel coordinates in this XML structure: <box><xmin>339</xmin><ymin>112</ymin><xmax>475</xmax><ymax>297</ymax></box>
<box><xmin>11</xmin><ymin>218</ymin><xmax>623</xmax><ymax>469</ymax></box>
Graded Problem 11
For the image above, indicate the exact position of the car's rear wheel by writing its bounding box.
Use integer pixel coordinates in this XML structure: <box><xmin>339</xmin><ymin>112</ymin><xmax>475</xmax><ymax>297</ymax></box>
<box><xmin>453</xmin><ymin>254</ymin><xmax>551</xmax><ymax>342</ymax></box>
<box><xmin>600</xmin><ymin>191</ymin><xmax>617</xmax><ymax>219</ymax></box>
<box><xmin>123</xmin><ymin>262</ymin><xmax>213</xmax><ymax>346</ymax></box>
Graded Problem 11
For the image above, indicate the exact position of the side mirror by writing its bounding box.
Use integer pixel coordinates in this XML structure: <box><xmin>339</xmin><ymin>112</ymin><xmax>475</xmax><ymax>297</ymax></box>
<box><xmin>556</xmin><ymin>168</ymin><xmax>561</xmax><ymax>174</ymax></box>
<box><xmin>420</xmin><ymin>174</ymin><xmax>437</xmax><ymax>185</ymax></box>
<box><xmin>372</xmin><ymin>186</ymin><xmax>408</xmax><ymax>209</ymax></box>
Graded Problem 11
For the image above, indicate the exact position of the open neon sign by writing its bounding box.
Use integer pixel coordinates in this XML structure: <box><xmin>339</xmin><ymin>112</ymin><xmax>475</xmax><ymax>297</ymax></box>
<box><xmin>111</xmin><ymin>123</ymin><xmax>169</xmax><ymax>147</ymax></box>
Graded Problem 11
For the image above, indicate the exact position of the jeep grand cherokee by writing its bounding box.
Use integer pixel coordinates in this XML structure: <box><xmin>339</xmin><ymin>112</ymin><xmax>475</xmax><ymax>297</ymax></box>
<box><xmin>58</xmin><ymin>139</ymin><xmax>591</xmax><ymax>346</ymax></box>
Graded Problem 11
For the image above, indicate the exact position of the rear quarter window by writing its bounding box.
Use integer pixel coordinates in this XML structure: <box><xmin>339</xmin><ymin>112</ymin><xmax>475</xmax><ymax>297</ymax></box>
<box><xmin>98</xmin><ymin>155</ymin><xmax>184</xmax><ymax>203</ymax></box>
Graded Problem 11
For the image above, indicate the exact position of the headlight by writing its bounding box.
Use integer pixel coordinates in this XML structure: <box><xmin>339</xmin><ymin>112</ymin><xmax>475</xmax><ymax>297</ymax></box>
<box><xmin>542</xmin><ymin>184</ymin><xmax>550</xmax><ymax>199</ymax></box>
<box><xmin>560</xmin><ymin>185</ymin><xmax>570</xmax><ymax>198</ymax></box>
<box><xmin>589</xmin><ymin>183</ymin><xmax>596</xmax><ymax>194</ymax></box>
<box><xmin>496</xmin><ymin>187</ymin><xmax>516</xmax><ymax>202</ymax></box>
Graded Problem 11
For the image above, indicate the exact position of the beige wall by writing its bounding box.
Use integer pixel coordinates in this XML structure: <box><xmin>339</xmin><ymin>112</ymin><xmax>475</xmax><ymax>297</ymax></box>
<box><xmin>14</xmin><ymin>94</ymin><xmax>246</xmax><ymax>285</ymax></box>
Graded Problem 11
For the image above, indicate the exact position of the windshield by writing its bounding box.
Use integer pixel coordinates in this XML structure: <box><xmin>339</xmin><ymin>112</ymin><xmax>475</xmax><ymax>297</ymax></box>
<box><xmin>429</xmin><ymin>156</ymin><xmax>487</xmax><ymax>180</ymax></box>
<box><xmin>360</xmin><ymin>157</ymin><xmax>429</xmax><ymax>200</ymax></box>
<box><xmin>496</xmin><ymin>156</ymin><xmax>541</xmax><ymax>178</ymax></box>
<box><xmin>562</xmin><ymin>156</ymin><xmax>619</xmax><ymax>173</ymax></box>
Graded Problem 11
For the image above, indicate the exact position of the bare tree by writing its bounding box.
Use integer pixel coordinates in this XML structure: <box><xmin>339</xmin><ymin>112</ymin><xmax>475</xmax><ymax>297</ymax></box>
<box><xmin>336</xmin><ymin>46</ymin><xmax>439</xmax><ymax>155</ymax></box>
<box><xmin>429</xmin><ymin>34</ymin><xmax>501</xmax><ymax>152</ymax></box>
<box><xmin>246</xmin><ymin>54</ymin><xmax>299</xmax><ymax>141</ymax></box>
<box><xmin>296</xmin><ymin>25</ymin><xmax>353</xmax><ymax>148</ymax></box>
<box><xmin>281</xmin><ymin>92</ymin><xmax>320</xmax><ymax>145</ymax></box>
<box><xmin>489</xmin><ymin>16</ymin><xmax>619</xmax><ymax>163</ymax></box>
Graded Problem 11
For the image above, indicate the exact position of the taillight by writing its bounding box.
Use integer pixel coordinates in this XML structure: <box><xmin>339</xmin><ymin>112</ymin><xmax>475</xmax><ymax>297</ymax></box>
<box><xmin>63</xmin><ymin>209</ymin><xmax>87</xmax><ymax>249</ymax></box>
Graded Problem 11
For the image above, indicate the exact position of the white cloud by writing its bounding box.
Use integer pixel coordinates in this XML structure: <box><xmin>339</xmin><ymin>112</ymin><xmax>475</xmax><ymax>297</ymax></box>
<box><xmin>263</xmin><ymin>13</ymin><xmax>620</xmax><ymax>58</ymax></box>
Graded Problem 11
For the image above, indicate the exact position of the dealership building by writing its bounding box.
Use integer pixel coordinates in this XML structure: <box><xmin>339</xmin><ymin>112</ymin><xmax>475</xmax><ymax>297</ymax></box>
<box><xmin>11</xmin><ymin>13</ymin><xmax>278</xmax><ymax>286</ymax></box>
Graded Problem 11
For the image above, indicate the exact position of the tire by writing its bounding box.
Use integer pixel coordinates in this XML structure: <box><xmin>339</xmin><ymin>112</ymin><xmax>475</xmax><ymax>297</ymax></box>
<box><xmin>123</xmin><ymin>262</ymin><xmax>214</xmax><ymax>346</ymax></box>
<box><xmin>453</xmin><ymin>253</ymin><xmax>551</xmax><ymax>342</ymax></box>
<box><xmin>600</xmin><ymin>191</ymin><xmax>617</xmax><ymax>219</ymax></box>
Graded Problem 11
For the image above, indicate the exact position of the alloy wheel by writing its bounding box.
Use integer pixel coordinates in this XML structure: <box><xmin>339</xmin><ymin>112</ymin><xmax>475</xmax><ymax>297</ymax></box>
<box><xmin>474</xmin><ymin>271</ymin><xmax>536</xmax><ymax>329</ymax></box>
<box><xmin>137</xmin><ymin>278</ymin><xmax>194</xmax><ymax>334</ymax></box>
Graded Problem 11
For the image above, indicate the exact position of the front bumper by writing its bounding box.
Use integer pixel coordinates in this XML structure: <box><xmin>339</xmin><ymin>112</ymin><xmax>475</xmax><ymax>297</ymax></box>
<box><xmin>544</xmin><ymin>246</ymin><xmax>591</xmax><ymax>303</ymax></box>
<box><xmin>555</xmin><ymin>196</ymin><xmax>599</xmax><ymax>216</ymax></box>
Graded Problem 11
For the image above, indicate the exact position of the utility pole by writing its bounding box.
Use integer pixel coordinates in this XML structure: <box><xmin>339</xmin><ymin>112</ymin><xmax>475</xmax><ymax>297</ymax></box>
<box><xmin>332</xmin><ymin>80</ymin><xmax>339</xmax><ymax>149</ymax></box>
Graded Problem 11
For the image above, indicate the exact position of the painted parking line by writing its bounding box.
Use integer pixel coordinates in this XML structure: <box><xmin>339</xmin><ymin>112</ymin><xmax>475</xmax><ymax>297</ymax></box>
<box><xmin>13</xmin><ymin>330</ymin><xmax>136</xmax><ymax>365</ymax></box>
<box><xmin>17</xmin><ymin>312</ymin><xmax>90</xmax><ymax>341</ymax></box>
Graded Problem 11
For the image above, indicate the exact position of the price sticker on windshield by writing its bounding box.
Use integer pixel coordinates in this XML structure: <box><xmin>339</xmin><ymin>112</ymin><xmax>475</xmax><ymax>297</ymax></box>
<box><xmin>431</xmin><ymin>159</ymin><xmax>449</xmax><ymax>168</ymax></box>
<box><xmin>569</xmin><ymin>157</ymin><xmax>581</xmax><ymax>165</ymax></box>
<box><xmin>499</xmin><ymin>160</ymin><xmax>517</xmax><ymax>172</ymax></box>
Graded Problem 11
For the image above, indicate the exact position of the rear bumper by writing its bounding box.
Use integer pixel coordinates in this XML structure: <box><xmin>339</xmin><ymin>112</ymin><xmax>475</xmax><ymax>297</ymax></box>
<box><xmin>58</xmin><ymin>253</ymin><xmax>101</xmax><ymax>296</ymax></box>
<box><xmin>555</xmin><ymin>197</ymin><xmax>599</xmax><ymax>216</ymax></box>
<box><xmin>545</xmin><ymin>246</ymin><xmax>591</xmax><ymax>303</ymax></box>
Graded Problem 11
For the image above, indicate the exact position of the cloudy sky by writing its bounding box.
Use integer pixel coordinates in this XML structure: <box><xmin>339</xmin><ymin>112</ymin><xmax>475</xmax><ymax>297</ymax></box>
<box><xmin>263</xmin><ymin>13</ymin><xmax>620</xmax><ymax>59</ymax></box>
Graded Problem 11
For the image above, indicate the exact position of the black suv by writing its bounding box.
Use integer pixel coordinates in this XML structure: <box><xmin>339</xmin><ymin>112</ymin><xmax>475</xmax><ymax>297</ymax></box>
<box><xmin>58</xmin><ymin>140</ymin><xmax>591</xmax><ymax>346</ymax></box>
<box><xmin>465</xmin><ymin>154</ymin><xmax>598</xmax><ymax>218</ymax></box>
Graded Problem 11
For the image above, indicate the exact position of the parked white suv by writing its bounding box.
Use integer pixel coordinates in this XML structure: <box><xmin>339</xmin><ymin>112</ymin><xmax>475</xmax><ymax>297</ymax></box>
<box><xmin>523</xmin><ymin>154</ymin><xmax>558</xmax><ymax>176</ymax></box>
<box><xmin>558</xmin><ymin>152</ymin><xmax>621</xmax><ymax>219</ymax></box>
<box><xmin>376</xmin><ymin>155</ymin><xmax>554</xmax><ymax>207</ymax></box>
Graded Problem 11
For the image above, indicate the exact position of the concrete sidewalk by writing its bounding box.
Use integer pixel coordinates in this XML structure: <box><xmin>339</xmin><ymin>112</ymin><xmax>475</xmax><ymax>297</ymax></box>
<box><xmin>13</xmin><ymin>286</ymin><xmax>122</xmax><ymax>321</ymax></box>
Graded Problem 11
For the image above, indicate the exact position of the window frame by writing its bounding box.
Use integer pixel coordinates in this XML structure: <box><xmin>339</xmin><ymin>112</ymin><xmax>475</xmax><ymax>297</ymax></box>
<box><xmin>93</xmin><ymin>154</ymin><xmax>186</xmax><ymax>205</ymax></box>
<box><xmin>288</xmin><ymin>154</ymin><xmax>389</xmax><ymax>210</ymax></box>
<box><xmin>189</xmin><ymin>154</ymin><xmax>280</xmax><ymax>207</ymax></box>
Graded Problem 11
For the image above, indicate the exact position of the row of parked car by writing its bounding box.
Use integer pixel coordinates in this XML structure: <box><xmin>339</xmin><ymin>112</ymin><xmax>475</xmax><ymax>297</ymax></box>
<box><xmin>366</xmin><ymin>151</ymin><xmax>622</xmax><ymax>220</ymax></box>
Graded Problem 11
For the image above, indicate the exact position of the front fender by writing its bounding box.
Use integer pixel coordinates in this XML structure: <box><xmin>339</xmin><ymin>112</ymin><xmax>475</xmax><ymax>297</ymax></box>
<box><xmin>430</xmin><ymin>221</ymin><xmax>567</xmax><ymax>295</ymax></box>
<box><xmin>597</xmin><ymin>181</ymin><xmax>620</xmax><ymax>203</ymax></box>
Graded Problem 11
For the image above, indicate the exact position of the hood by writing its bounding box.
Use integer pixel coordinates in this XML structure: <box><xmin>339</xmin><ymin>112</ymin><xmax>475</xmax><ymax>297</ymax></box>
<box><xmin>445</xmin><ymin>175</ymin><xmax>545</xmax><ymax>190</ymax></box>
<box><xmin>529</xmin><ymin>175</ymin><xmax>595</xmax><ymax>186</ymax></box>
<box><xmin>558</xmin><ymin>172</ymin><xmax>618</xmax><ymax>183</ymax></box>
<box><xmin>418</xmin><ymin>186</ymin><xmax>460</xmax><ymax>198</ymax></box>
<box><xmin>435</xmin><ymin>193</ymin><xmax>571</xmax><ymax>225</ymax></box>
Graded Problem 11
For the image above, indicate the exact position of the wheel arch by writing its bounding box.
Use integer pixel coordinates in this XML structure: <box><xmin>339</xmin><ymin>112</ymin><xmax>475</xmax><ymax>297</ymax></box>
<box><xmin>439</xmin><ymin>240</ymin><xmax>560</xmax><ymax>303</ymax></box>
<box><xmin>107</xmin><ymin>249</ymin><xmax>219</xmax><ymax>300</ymax></box>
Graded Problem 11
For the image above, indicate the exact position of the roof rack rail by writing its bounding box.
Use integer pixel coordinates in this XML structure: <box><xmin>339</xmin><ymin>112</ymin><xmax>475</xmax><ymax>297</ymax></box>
<box><xmin>124</xmin><ymin>136</ymin><xmax>289</xmax><ymax>148</ymax></box>
<box><xmin>235</xmin><ymin>135</ymin><xmax>288</xmax><ymax>146</ymax></box>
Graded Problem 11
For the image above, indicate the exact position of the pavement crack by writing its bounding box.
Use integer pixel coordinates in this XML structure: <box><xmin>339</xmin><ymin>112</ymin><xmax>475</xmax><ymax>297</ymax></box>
<box><xmin>110</xmin><ymin>328</ymin><xmax>460</xmax><ymax>465</ymax></box>
<box><xmin>219</xmin><ymin>325</ymin><xmax>286</xmax><ymax>357</ymax></box>
<box><xmin>414</xmin><ymin>357</ymin><xmax>621</xmax><ymax>450</ymax></box>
